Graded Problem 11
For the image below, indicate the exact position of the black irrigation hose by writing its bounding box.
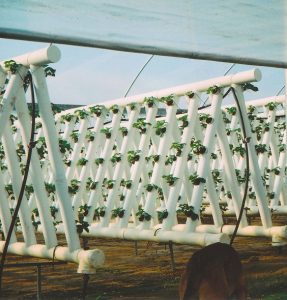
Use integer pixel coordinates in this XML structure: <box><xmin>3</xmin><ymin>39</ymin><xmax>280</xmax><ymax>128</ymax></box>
<box><xmin>0</xmin><ymin>72</ymin><xmax>36</xmax><ymax>292</ymax></box>
<box><xmin>223</xmin><ymin>87</ymin><xmax>250</xmax><ymax>246</ymax></box>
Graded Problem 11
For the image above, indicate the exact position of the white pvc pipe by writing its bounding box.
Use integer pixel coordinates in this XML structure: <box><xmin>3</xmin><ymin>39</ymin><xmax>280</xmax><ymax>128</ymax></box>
<box><xmin>15</xmin><ymin>89</ymin><xmax>58</xmax><ymax>249</ymax></box>
<box><xmin>56</xmin><ymin>69</ymin><xmax>261</xmax><ymax>114</ymax></box>
<box><xmin>31</xmin><ymin>65</ymin><xmax>80</xmax><ymax>252</ymax></box>
<box><xmin>68</xmin><ymin>225</ymin><xmax>230</xmax><ymax>247</ymax></box>
<box><xmin>0</xmin><ymin>45</ymin><xmax>61</xmax><ymax>69</ymax></box>
<box><xmin>0</xmin><ymin>67</ymin><xmax>29</xmax><ymax>139</ymax></box>
<box><xmin>0</xmin><ymin>242</ymin><xmax>104</xmax><ymax>274</ymax></box>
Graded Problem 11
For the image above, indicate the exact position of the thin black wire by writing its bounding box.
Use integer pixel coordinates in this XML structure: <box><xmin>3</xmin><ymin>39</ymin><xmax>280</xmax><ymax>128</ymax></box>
<box><xmin>0</xmin><ymin>72</ymin><xmax>36</xmax><ymax>292</ymax></box>
<box><xmin>123</xmin><ymin>55</ymin><xmax>154</xmax><ymax>98</ymax></box>
<box><xmin>276</xmin><ymin>85</ymin><xmax>285</xmax><ymax>96</ymax></box>
<box><xmin>225</xmin><ymin>87</ymin><xmax>250</xmax><ymax>246</ymax></box>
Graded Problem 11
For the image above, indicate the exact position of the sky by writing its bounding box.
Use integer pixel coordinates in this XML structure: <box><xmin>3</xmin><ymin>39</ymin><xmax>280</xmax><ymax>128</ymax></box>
<box><xmin>0</xmin><ymin>38</ymin><xmax>285</xmax><ymax>107</ymax></box>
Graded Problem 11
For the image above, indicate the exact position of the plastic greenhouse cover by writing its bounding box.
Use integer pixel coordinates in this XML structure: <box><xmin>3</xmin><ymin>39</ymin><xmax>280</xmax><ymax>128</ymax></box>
<box><xmin>0</xmin><ymin>0</ymin><xmax>287</xmax><ymax>68</ymax></box>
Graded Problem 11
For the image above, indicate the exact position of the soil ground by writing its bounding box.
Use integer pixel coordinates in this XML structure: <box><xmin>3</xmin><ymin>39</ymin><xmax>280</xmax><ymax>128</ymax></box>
<box><xmin>1</xmin><ymin>216</ymin><xmax>287</xmax><ymax>299</ymax></box>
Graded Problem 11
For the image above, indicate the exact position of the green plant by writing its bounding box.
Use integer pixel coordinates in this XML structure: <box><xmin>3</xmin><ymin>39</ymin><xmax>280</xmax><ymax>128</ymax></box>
<box><xmin>16</xmin><ymin>142</ymin><xmax>25</xmax><ymax>160</ymax></box>
<box><xmin>133</xmin><ymin>119</ymin><xmax>151</xmax><ymax>134</ymax></box>
<box><xmin>111</xmin><ymin>153</ymin><xmax>122</xmax><ymax>164</ymax></box>
<box><xmin>120</xmin><ymin>179</ymin><xmax>132</xmax><ymax>189</ymax></box>
<box><xmin>145</xmin><ymin>183</ymin><xmax>158</xmax><ymax>192</ymax></box>
<box><xmin>190</xmin><ymin>138</ymin><xmax>206</xmax><ymax>155</ymax></box>
<box><xmin>144</xmin><ymin>96</ymin><xmax>157</xmax><ymax>108</ymax></box>
<box><xmin>162</xmin><ymin>174</ymin><xmax>179</xmax><ymax>186</ymax></box>
<box><xmin>233</xmin><ymin>145</ymin><xmax>246</xmax><ymax>157</ymax></box>
<box><xmin>60</xmin><ymin>113</ymin><xmax>74</xmax><ymax>123</ymax></box>
<box><xmin>199</xmin><ymin>113</ymin><xmax>213</xmax><ymax>126</ymax></box>
<box><xmin>226</xmin><ymin>107</ymin><xmax>237</xmax><ymax>116</ymax></box>
<box><xmin>25</xmin><ymin>185</ymin><xmax>34</xmax><ymax>197</ymax></box>
<box><xmin>58</xmin><ymin>138</ymin><xmax>72</xmax><ymax>154</ymax></box>
<box><xmin>101</xmin><ymin>127</ymin><xmax>112</xmax><ymax>139</ymax></box>
<box><xmin>136</xmin><ymin>206</ymin><xmax>151</xmax><ymax>221</ymax></box>
<box><xmin>211</xmin><ymin>169</ymin><xmax>222</xmax><ymax>184</ymax></box>
<box><xmin>50</xmin><ymin>206</ymin><xmax>58</xmax><ymax>219</ymax></box>
<box><xmin>265</xmin><ymin>102</ymin><xmax>277</xmax><ymax>111</ymax></box>
<box><xmin>127</xmin><ymin>150</ymin><xmax>141</xmax><ymax>164</ymax></box>
<box><xmin>206</xmin><ymin>85</ymin><xmax>221</xmax><ymax>95</ymax></box>
<box><xmin>110</xmin><ymin>104</ymin><xmax>120</xmax><ymax>114</ymax></box>
<box><xmin>95</xmin><ymin>157</ymin><xmax>105</xmax><ymax>165</ymax></box>
<box><xmin>43</xmin><ymin>65</ymin><xmax>56</xmax><ymax>77</ymax></box>
<box><xmin>112</xmin><ymin>207</ymin><xmax>125</xmax><ymax>218</ymax></box>
<box><xmin>170</xmin><ymin>142</ymin><xmax>186</xmax><ymax>156</ymax></box>
<box><xmin>104</xmin><ymin>179</ymin><xmax>115</xmax><ymax>189</ymax></box>
<box><xmin>86</xmin><ymin>130</ymin><xmax>95</xmax><ymax>141</ymax></box>
<box><xmin>94</xmin><ymin>206</ymin><xmax>106</xmax><ymax>218</ymax></box>
<box><xmin>255</xmin><ymin>144</ymin><xmax>268</xmax><ymax>154</ymax></box>
<box><xmin>127</xmin><ymin>102</ymin><xmax>137</xmax><ymax>110</ymax></box>
<box><xmin>4</xmin><ymin>60</ymin><xmax>20</xmax><ymax>74</ymax></box>
<box><xmin>89</xmin><ymin>105</ymin><xmax>105</xmax><ymax>116</ymax></box>
<box><xmin>70</xmin><ymin>132</ymin><xmax>79</xmax><ymax>143</ymax></box>
<box><xmin>45</xmin><ymin>183</ymin><xmax>56</xmax><ymax>195</ymax></box>
<box><xmin>68</xmin><ymin>179</ymin><xmax>80</xmax><ymax>194</ymax></box>
<box><xmin>86</xmin><ymin>177</ymin><xmax>98</xmax><ymax>190</ymax></box>
<box><xmin>188</xmin><ymin>173</ymin><xmax>206</xmax><ymax>185</ymax></box>
<box><xmin>78</xmin><ymin>204</ymin><xmax>91</xmax><ymax>217</ymax></box>
<box><xmin>76</xmin><ymin>219</ymin><xmax>90</xmax><ymax>234</ymax></box>
<box><xmin>157</xmin><ymin>209</ymin><xmax>168</xmax><ymax>221</ymax></box>
<box><xmin>77</xmin><ymin>157</ymin><xmax>88</xmax><ymax>166</ymax></box>
<box><xmin>186</xmin><ymin>91</ymin><xmax>195</xmax><ymax>98</ymax></box>
<box><xmin>160</xmin><ymin>94</ymin><xmax>175</xmax><ymax>106</ymax></box>
<box><xmin>165</xmin><ymin>155</ymin><xmax>177</xmax><ymax>165</ymax></box>
<box><xmin>178</xmin><ymin>115</ymin><xmax>189</xmax><ymax>129</ymax></box>
<box><xmin>36</xmin><ymin>137</ymin><xmax>48</xmax><ymax>159</ymax></box>
<box><xmin>177</xmin><ymin>204</ymin><xmax>199</xmax><ymax>221</ymax></box>
<box><xmin>154</xmin><ymin>120</ymin><xmax>167</xmax><ymax>136</ymax></box>
<box><xmin>75</xmin><ymin>109</ymin><xmax>89</xmax><ymax>119</ymax></box>
<box><xmin>119</xmin><ymin>127</ymin><xmax>128</xmax><ymax>137</ymax></box>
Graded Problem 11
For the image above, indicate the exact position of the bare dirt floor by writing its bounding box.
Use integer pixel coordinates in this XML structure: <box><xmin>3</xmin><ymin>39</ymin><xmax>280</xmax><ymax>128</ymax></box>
<box><xmin>1</xmin><ymin>216</ymin><xmax>287</xmax><ymax>300</ymax></box>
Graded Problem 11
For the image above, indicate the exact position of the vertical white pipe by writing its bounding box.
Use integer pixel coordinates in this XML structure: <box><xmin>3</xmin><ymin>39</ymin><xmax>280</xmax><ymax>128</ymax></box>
<box><xmin>31</xmin><ymin>65</ymin><xmax>80</xmax><ymax>252</ymax></box>
<box><xmin>15</xmin><ymin>89</ymin><xmax>58</xmax><ymax>248</ymax></box>
<box><xmin>0</xmin><ymin>67</ymin><xmax>28</xmax><ymax>139</ymax></box>
<box><xmin>232</xmin><ymin>85</ymin><xmax>272</xmax><ymax>228</ymax></box>
<box><xmin>3</xmin><ymin>126</ymin><xmax>36</xmax><ymax>246</ymax></box>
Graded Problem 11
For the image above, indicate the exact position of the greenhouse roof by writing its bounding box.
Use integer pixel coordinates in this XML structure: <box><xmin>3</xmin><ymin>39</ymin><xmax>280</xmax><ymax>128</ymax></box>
<box><xmin>0</xmin><ymin>0</ymin><xmax>287</xmax><ymax>68</ymax></box>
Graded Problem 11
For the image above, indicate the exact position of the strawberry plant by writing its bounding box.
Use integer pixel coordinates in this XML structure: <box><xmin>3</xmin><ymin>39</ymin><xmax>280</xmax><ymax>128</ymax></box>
<box><xmin>95</xmin><ymin>158</ymin><xmax>104</xmax><ymax>165</ymax></box>
<box><xmin>177</xmin><ymin>204</ymin><xmax>199</xmax><ymax>221</ymax></box>
<box><xmin>68</xmin><ymin>179</ymin><xmax>80</xmax><ymax>194</ymax></box>
<box><xmin>162</xmin><ymin>174</ymin><xmax>179</xmax><ymax>186</ymax></box>
<box><xmin>101</xmin><ymin>127</ymin><xmax>112</xmax><ymax>139</ymax></box>
<box><xmin>133</xmin><ymin>119</ymin><xmax>151</xmax><ymax>134</ymax></box>
<box><xmin>154</xmin><ymin>120</ymin><xmax>167</xmax><ymax>136</ymax></box>
<box><xmin>160</xmin><ymin>94</ymin><xmax>175</xmax><ymax>106</ymax></box>
<box><xmin>170</xmin><ymin>142</ymin><xmax>186</xmax><ymax>156</ymax></box>
<box><xmin>188</xmin><ymin>173</ymin><xmax>206</xmax><ymax>185</ymax></box>
<box><xmin>206</xmin><ymin>85</ymin><xmax>221</xmax><ymax>95</ymax></box>
<box><xmin>89</xmin><ymin>105</ymin><xmax>105</xmax><ymax>117</ymax></box>
<box><xmin>111</xmin><ymin>153</ymin><xmax>122</xmax><ymax>164</ymax></box>
<box><xmin>136</xmin><ymin>206</ymin><xmax>151</xmax><ymax>221</ymax></box>
<box><xmin>127</xmin><ymin>150</ymin><xmax>141</xmax><ymax>164</ymax></box>
<box><xmin>112</xmin><ymin>207</ymin><xmax>125</xmax><ymax>218</ymax></box>
<box><xmin>144</xmin><ymin>96</ymin><xmax>157</xmax><ymax>108</ymax></box>
<box><xmin>157</xmin><ymin>209</ymin><xmax>168</xmax><ymax>221</ymax></box>
<box><xmin>77</xmin><ymin>157</ymin><xmax>88</xmax><ymax>166</ymax></box>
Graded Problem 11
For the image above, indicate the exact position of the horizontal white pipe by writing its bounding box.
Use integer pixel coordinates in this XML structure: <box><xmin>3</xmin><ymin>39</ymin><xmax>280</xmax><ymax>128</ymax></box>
<box><xmin>191</xmin><ymin>224</ymin><xmax>287</xmax><ymax>238</ymax></box>
<box><xmin>204</xmin><ymin>206</ymin><xmax>287</xmax><ymax>216</ymax></box>
<box><xmin>56</xmin><ymin>69</ymin><xmax>261</xmax><ymax>116</ymax></box>
<box><xmin>0</xmin><ymin>45</ymin><xmax>61</xmax><ymax>68</ymax></box>
<box><xmin>55</xmin><ymin>224</ymin><xmax>231</xmax><ymax>247</ymax></box>
<box><xmin>223</xmin><ymin>95</ymin><xmax>285</xmax><ymax>109</ymax></box>
<box><xmin>0</xmin><ymin>242</ymin><xmax>105</xmax><ymax>274</ymax></box>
